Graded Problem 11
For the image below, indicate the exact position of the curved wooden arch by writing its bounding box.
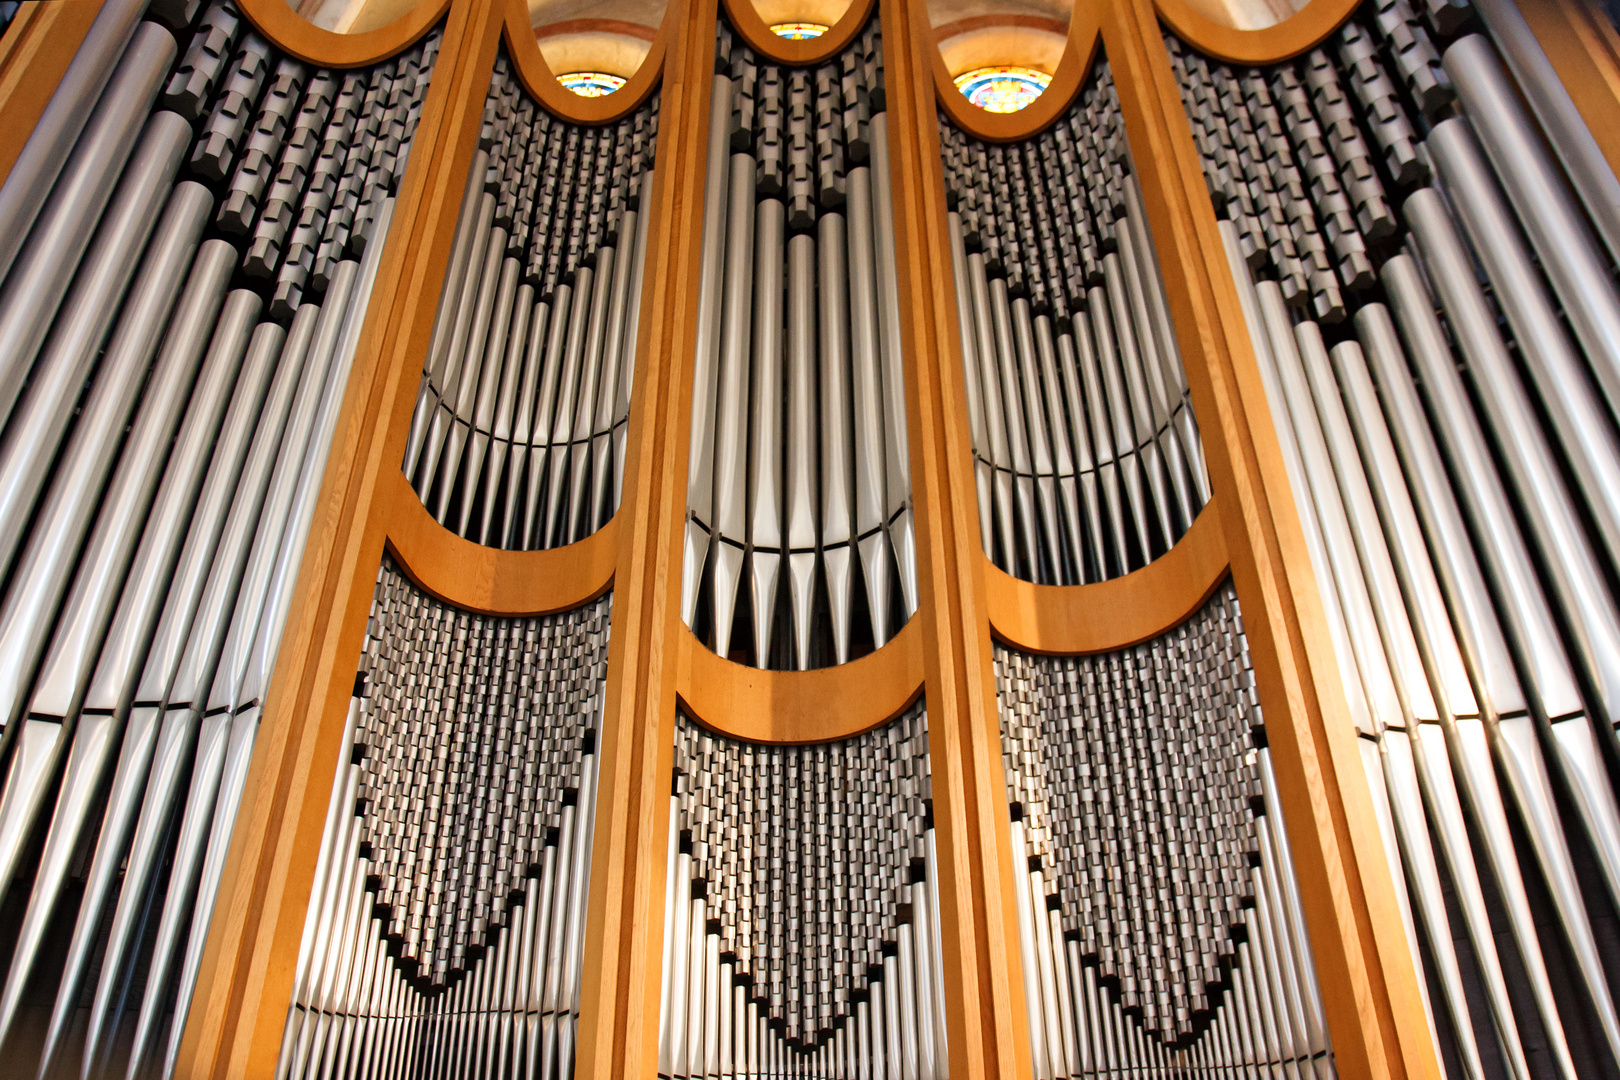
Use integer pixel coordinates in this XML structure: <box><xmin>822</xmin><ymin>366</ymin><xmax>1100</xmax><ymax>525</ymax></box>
<box><xmin>932</xmin><ymin>4</ymin><xmax>1100</xmax><ymax>144</ymax></box>
<box><xmin>985</xmin><ymin>501</ymin><xmax>1229</xmax><ymax>655</ymax></box>
<box><xmin>382</xmin><ymin>470</ymin><xmax>618</xmax><ymax>616</ymax></box>
<box><xmin>1155</xmin><ymin>0</ymin><xmax>1360</xmax><ymax>64</ymax></box>
<box><xmin>719</xmin><ymin>0</ymin><xmax>876</xmax><ymax>67</ymax></box>
<box><xmin>677</xmin><ymin>613</ymin><xmax>926</xmax><ymax>743</ymax></box>
<box><xmin>503</xmin><ymin>0</ymin><xmax>665</xmax><ymax>124</ymax></box>
<box><xmin>238</xmin><ymin>0</ymin><xmax>449</xmax><ymax>67</ymax></box>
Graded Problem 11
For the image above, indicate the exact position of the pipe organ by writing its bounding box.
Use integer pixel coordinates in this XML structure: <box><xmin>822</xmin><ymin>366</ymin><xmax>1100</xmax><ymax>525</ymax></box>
<box><xmin>0</xmin><ymin>0</ymin><xmax>1618</xmax><ymax>1075</ymax></box>
<box><xmin>660</xmin><ymin>706</ymin><xmax>946</xmax><ymax>1079</ymax></box>
<box><xmin>403</xmin><ymin>54</ymin><xmax>659</xmax><ymax>551</ymax></box>
<box><xmin>681</xmin><ymin>9</ymin><xmax>917</xmax><ymax>672</ymax></box>
<box><xmin>997</xmin><ymin>586</ymin><xmax>1331</xmax><ymax>1079</ymax></box>
<box><xmin>1170</xmin><ymin>2</ymin><xmax>1620</xmax><ymax>1075</ymax></box>
<box><xmin>939</xmin><ymin>62</ymin><xmax>1210</xmax><ymax>586</ymax></box>
<box><xmin>279</xmin><ymin>561</ymin><xmax>611</xmax><ymax>1078</ymax></box>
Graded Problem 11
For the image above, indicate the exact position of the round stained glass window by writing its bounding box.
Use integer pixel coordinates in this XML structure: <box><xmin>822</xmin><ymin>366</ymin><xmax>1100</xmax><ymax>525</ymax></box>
<box><xmin>954</xmin><ymin>66</ymin><xmax>1052</xmax><ymax>113</ymax></box>
<box><xmin>558</xmin><ymin>71</ymin><xmax>626</xmax><ymax>97</ymax></box>
<box><xmin>771</xmin><ymin>21</ymin><xmax>829</xmax><ymax>38</ymax></box>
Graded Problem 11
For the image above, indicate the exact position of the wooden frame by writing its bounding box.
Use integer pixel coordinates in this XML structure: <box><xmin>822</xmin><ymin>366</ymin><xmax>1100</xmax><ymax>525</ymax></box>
<box><xmin>16</xmin><ymin>0</ymin><xmax>1607</xmax><ymax>1070</ymax></box>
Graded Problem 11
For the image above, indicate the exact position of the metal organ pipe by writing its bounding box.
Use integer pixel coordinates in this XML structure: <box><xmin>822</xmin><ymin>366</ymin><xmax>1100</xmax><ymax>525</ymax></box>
<box><xmin>0</xmin><ymin>4</ymin><xmax>438</xmax><ymax>1072</ymax></box>
<box><xmin>1170</xmin><ymin>6</ymin><xmax>1620</xmax><ymax>1072</ymax></box>
<box><xmin>682</xmin><ymin>15</ymin><xmax>915</xmax><ymax>672</ymax></box>
<box><xmin>404</xmin><ymin>54</ymin><xmax>658</xmax><ymax>554</ymax></box>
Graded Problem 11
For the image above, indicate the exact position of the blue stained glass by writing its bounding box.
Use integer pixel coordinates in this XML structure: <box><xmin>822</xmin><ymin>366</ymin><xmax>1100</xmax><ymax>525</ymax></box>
<box><xmin>558</xmin><ymin>71</ymin><xmax>626</xmax><ymax>97</ymax></box>
<box><xmin>954</xmin><ymin>66</ymin><xmax>1052</xmax><ymax>113</ymax></box>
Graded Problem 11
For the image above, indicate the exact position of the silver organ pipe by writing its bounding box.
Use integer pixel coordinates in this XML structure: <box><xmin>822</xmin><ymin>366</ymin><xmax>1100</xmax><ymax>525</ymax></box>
<box><xmin>403</xmin><ymin>53</ymin><xmax>659</xmax><ymax>552</ymax></box>
<box><xmin>1170</xmin><ymin>2</ymin><xmax>1620</xmax><ymax>1072</ymax></box>
<box><xmin>0</xmin><ymin>2</ymin><xmax>438</xmax><ymax>1073</ymax></box>
<box><xmin>682</xmin><ymin>13</ymin><xmax>917</xmax><ymax>672</ymax></box>
<box><xmin>996</xmin><ymin>585</ymin><xmax>1333</xmax><ymax>1080</ymax></box>
<box><xmin>938</xmin><ymin>63</ymin><xmax>1211</xmax><ymax>587</ymax></box>
<box><xmin>276</xmin><ymin>560</ymin><xmax>611</xmax><ymax>1079</ymax></box>
<box><xmin>659</xmin><ymin>705</ymin><xmax>948</xmax><ymax>1080</ymax></box>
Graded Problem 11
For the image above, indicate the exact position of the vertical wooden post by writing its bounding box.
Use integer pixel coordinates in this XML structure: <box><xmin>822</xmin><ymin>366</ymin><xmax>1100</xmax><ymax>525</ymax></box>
<box><xmin>572</xmin><ymin>0</ymin><xmax>709</xmax><ymax>1074</ymax></box>
<box><xmin>883</xmin><ymin>0</ymin><xmax>1036</xmax><ymax>1075</ymax></box>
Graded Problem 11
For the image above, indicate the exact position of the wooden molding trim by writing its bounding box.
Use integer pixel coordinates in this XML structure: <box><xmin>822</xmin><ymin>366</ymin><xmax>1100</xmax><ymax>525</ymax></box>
<box><xmin>571</xmin><ymin>0</ymin><xmax>703</xmax><ymax>1068</ymax></box>
<box><xmin>676</xmin><ymin>617</ymin><xmax>925</xmax><ymax>743</ymax></box>
<box><xmin>934</xmin><ymin>14</ymin><xmax>1070</xmax><ymax>42</ymax></box>
<box><xmin>1103</xmin><ymin>0</ymin><xmax>1439</xmax><ymax>1077</ymax></box>
<box><xmin>986</xmin><ymin>501</ymin><xmax>1228</xmax><ymax>656</ymax></box>
<box><xmin>534</xmin><ymin>16</ymin><xmax>660</xmax><ymax>41</ymax></box>
<box><xmin>1155</xmin><ymin>0</ymin><xmax>1358</xmax><ymax>64</ymax></box>
<box><xmin>503</xmin><ymin>0</ymin><xmax>666</xmax><ymax>122</ymax></box>
<box><xmin>719</xmin><ymin>0</ymin><xmax>876</xmax><ymax>66</ymax></box>
<box><xmin>1519</xmin><ymin>0</ymin><xmax>1620</xmax><ymax>185</ymax></box>
<box><xmin>238</xmin><ymin>0</ymin><xmax>450</xmax><ymax>66</ymax></box>
<box><xmin>931</xmin><ymin>2</ymin><xmax>1100</xmax><ymax>143</ymax></box>
<box><xmin>381</xmin><ymin>469</ymin><xmax>618</xmax><ymax>616</ymax></box>
<box><xmin>0</xmin><ymin>0</ymin><xmax>104</xmax><ymax>195</ymax></box>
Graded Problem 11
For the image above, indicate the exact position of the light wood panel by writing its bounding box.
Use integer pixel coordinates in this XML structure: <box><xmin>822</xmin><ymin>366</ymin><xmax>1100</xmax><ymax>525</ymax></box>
<box><xmin>0</xmin><ymin>0</ymin><xmax>105</xmax><ymax>194</ymax></box>
<box><xmin>986</xmin><ymin>502</ymin><xmax>1229</xmax><ymax>655</ymax></box>
<box><xmin>891</xmin><ymin>0</ymin><xmax>1036</xmax><ymax>1071</ymax></box>
<box><xmin>1102</xmin><ymin>0</ymin><xmax>1439</xmax><ymax>1076</ymax></box>
<box><xmin>383</xmin><ymin>470</ymin><xmax>618</xmax><ymax>616</ymax></box>
<box><xmin>677</xmin><ymin>619</ymin><xmax>925</xmax><ymax>743</ymax></box>
<box><xmin>238</xmin><ymin>0</ymin><xmax>449</xmax><ymax>66</ymax></box>
<box><xmin>571</xmin><ymin>0</ymin><xmax>702</xmax><ymax>1070</ymax></box>
<box><xmin>1155</xmin><ymin>0</ymin><xmax>1359</xmax><ymax>63</ymax></box>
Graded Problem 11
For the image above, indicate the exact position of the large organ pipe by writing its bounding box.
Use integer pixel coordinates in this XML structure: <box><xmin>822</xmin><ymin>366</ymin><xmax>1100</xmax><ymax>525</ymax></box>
<box><xmin>683</xmin><ymin>14</ymin><xmax>915</xmax><ymax>671</ymax></box>
<box><xmin>0</xmin><ymin>20</ymin><xmax>176</xmax><ymax>431</ymax></box>
<box><xmin>1172</xmin><ymin>5</ymin><xmax>1620</xmax><ymax>1070</ymax></box>
<box><xmin>0</xmin><ymin>3</ymin><xmax>437</xmax><ymax>1071</ymax></box>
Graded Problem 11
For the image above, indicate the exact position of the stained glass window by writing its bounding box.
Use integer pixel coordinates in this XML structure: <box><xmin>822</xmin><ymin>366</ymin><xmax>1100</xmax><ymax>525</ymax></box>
<box><xmin>953</xmin><ymin>66</ymin><xmax>1052</xmax><ymax>113</ymax></box>
<box><xmin>771</xmin><ymin>21</ymin><xmax>829</xmax><ymax>38</ymax></box>
<box><xmin>558</xmin><ymin>71</ymin><xmax>626</xmax><ymax>97</ymax></box>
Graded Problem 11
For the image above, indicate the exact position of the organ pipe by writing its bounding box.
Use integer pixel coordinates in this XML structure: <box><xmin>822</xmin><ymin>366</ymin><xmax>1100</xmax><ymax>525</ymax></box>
<box><xmin>997</xmin><ymin>586</ymin><xmax>1333</xmax><ymax>1079</ymax></box>
<box><xmin>1171</xmin><ymin>1</ymin><xmax>1620</xmax><ymax>1071</ymax></box>
<box><xmin>682</xmin><ymin>12</ymin><xmax>917</xmax><ymax>672</ymax></box>
<box><xmin>0</xmin><ymin>2</ymin><xmax>437</xmax><ymax>1072</ymax></box>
